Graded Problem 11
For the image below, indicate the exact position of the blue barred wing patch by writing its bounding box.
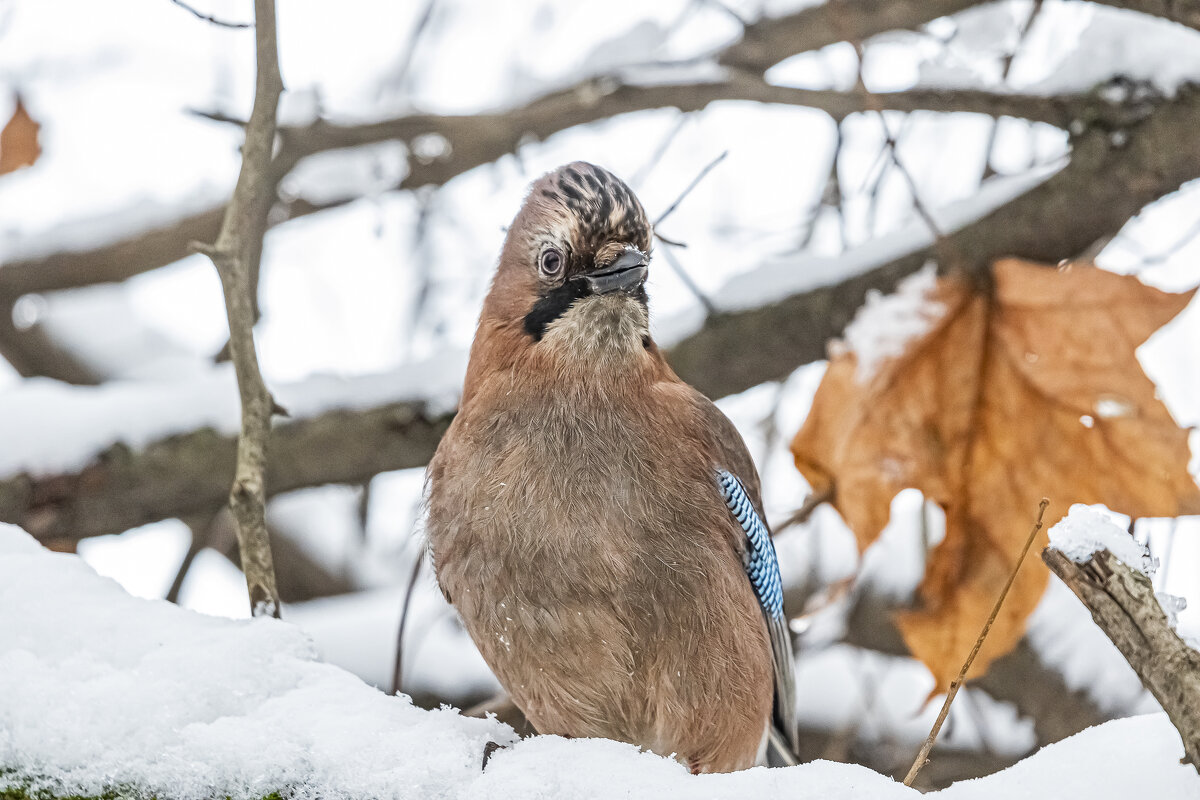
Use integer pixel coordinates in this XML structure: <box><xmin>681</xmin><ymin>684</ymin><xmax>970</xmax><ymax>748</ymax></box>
<box><xmin>716</xmin><ymin>469</ymin><xmax>784</xmax><ymax>619</ymax></box>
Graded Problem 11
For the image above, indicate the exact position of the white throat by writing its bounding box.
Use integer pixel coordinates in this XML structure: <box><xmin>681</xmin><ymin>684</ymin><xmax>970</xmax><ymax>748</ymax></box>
<box><xmin>540</xmin><ymin>293</ymin><xmax>649</xmax><ymax>365</ymax></box>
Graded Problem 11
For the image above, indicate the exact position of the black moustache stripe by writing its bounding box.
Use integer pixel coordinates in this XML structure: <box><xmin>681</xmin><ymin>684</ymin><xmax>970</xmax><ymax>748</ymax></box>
<box><xmin>523</xmin><ymin>280</ymin><xmax>650</xmax><ymax>342</ymax></box>
<box><xmin>523</xmin><ymin>278</ymin><xmax>592</xmax><ymax>341</ymax></box>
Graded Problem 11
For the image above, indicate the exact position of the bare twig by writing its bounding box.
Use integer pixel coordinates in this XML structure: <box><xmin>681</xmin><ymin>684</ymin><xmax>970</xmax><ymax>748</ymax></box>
<box><xmin>846</xmin><ymin>40</ymin><xmax>950</xmax><ymax>258</ymax></box>
<box><xmin>375</xmin><ymin>0</ymin><xmax>437</xmax><ymax>100</ymax></box>
<box><xmin>631</xmin><ymin>112</ymin><xmax>691</xmax><ymax>188</ymax></box>
<box><xmin>775</xmin><ymin>487</ymin><xmax>834</xmax><ymax>535</ymax></box>
<box><xmin>654</xmin><ymin>150</ymin><xmax>728</xmax><ymax>227</ymax></box>
<box><xmin>0</xmin><ymin>83</ymin><xmax>1152</xmax><ymax>307</ymax></box>
<box><xmin>392</xmin><ymin>549</ymin><xmax>424</xmax><ymax>695</ymax></box>
<box><xmin>1044</xmin><ymin>544</ymin><xmax>1200</xmax><ymax>770</ymax></box>
<box><xmin>196</xmin><ymin>0</ymin><xmax>284</xmax><ymax>619</ymax></box>
<box><xmin>166</xmin><ymin>514</ymin><xmax>215</xmax><ymax>604</ymax></box>
<box><xmin>657</xmin><ymin>244</ymin><xmax>716</xmax><ymax>315</ymax></box>
<box><xmin>168</xmin><ymin>0</ymin><xmax>253</xmax><ymax>28</ymax></box>
<box><xmin>903</xmin><ymin>497</ymin><xmax>1050</xmax><ymax>786</ymax></box>
<box><xmin>980</xmin><ymin>0</ymin><xmax>1045</xmax><ymax>180</ymax></box>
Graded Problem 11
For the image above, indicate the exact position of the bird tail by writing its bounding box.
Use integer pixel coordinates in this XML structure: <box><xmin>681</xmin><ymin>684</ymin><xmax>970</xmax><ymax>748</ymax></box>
<box><xmin>766</xmin><ymin>725</ymin><xmax>798</xmax><ymax>767</ymax></box>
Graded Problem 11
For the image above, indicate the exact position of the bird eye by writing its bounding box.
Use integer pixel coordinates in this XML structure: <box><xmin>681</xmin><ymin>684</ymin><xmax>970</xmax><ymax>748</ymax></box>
<box><xmin>539</xmin><ymin>247</ymin><xmax>564</xmax><ymax>279</ymax></box>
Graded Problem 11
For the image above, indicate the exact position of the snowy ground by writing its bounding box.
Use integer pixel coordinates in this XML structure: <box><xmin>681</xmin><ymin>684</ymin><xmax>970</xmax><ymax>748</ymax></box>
<box><xmin>1</xmin><ymin>524</ymin><xmax>1197</xmax><ymax>800</ymax></box>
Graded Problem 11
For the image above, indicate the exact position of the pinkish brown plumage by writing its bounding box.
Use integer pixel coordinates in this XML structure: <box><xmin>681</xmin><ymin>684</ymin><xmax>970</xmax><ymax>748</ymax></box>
<box><xmin>426</xmin><ymin>162</ymin><xmax>796</xmax><ymax>773</ymax></box>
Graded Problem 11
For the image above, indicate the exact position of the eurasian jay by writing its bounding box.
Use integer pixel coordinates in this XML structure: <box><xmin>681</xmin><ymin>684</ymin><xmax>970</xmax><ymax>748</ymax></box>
<box><xmin>427</xmin><ymin>162</ymin><xmax>797</xmax><ymax>773</ymax></box>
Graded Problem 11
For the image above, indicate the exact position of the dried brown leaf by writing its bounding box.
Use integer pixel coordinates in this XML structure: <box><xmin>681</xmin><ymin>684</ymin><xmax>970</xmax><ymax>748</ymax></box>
<box><xmin>0</xmin><ymin>95</ymin><xmax>41</xmax><ymax>176</ymax></box>
<box><xmin>792</xmin><ymin>258</ymin><xmax>1200</xmax><ymax>691</ymax></box>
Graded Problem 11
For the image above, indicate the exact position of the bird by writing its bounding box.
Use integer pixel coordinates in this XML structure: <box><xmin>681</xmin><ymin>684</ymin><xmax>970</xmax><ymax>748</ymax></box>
<box><xmin>426</xmin><ymin>161</ymin><xmax>797</xmax><ymax>773</ymax></box>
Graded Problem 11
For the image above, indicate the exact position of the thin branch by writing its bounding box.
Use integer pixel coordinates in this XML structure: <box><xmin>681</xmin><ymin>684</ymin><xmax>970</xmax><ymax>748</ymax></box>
<box><xmin>775</xmin><ymin>487</ymin><xmax>834</xmax><ymax>535</ymax></box>
<box><xmin>0</xmin><ymin>298</ymin><xmax>102</xmax><ymax>385</ymax></box>
<box><xmin>980</xmin><ymin>0</ymin><xmax>1045</xmax><ymax>180</ymax></box>
<box><xmin>196</xmin><ymin>0</ymin><xmax>284</xmax><ymax>619</ymax></box>
<box><xmin>375</xmin><ymin>0</ymin><xmax>437</xmax><ymax>100</ymax></box>
<box><xmin>392</xmin><ymin>549</ymin><xmax>424</xmax><ymax>695</ymax></box>
<box><xmin>903</xmin><ymin>497</ymin><xmax>1050</xmax><ymax>787</ymax></box>
<box><xmin>630</xmin><ymin>111</ymin><xmax>691</xmax><ymax>188</ymax></box>
<box><xmin>847</xmin><ymin>40</ymin><xmax>953</xmax><ymax>266</ymax></box>
<box><xmin>166</xmin><ymin>514</ymin><xmax>214</xmax><ymax>604</ymax></box>
<box><xmin>0</xmin><ymin>83</ymin><xmax>1150</xmax><ymax>304</ymax></box>
<box><xmin>657</xmin><ymin>243</ymin><xmax>716</xmax><ymax>315</ymax></box>
<box><xmin>653</xmin><ymin>150</ymin><xmax>728</xmax><ymax>227</ymax></box>
<box><xmin>168</xmin><ymin>0</ymin><xmax>254</xmax><ymax>29</ymax></box>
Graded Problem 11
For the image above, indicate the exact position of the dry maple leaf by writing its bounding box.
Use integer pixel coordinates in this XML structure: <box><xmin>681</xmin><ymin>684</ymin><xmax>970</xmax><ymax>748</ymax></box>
<box><xmin>791</xmin><ymin>258</ymin><xmax>1200</xmax><ymax>692</ymax></box>
<box><xmin>0</xmin><ymin>94</ymin><xmax>41</xmax><ymax>176</ymax></box>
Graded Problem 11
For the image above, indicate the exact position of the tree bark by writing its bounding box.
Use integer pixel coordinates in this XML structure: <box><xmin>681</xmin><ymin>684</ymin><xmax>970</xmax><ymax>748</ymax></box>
<box><xmin>1043</xmin><ymin>547</ymin><xmax>1200</xmax><ymax>771</ymax></box>
<box><xmin>197</xmin><ymin>0</ymin><xmax>285</xmax><ymax>618</ymax></box>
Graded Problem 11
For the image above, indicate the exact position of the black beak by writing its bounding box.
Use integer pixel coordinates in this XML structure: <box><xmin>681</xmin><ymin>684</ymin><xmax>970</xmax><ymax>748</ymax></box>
<box><xmin>585</xmin><ymin>248</ymin><xmax>648</xmax><ymax>295</ymax></box>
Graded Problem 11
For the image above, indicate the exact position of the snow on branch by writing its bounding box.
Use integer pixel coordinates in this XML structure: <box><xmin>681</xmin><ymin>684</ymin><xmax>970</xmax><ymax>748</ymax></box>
<box><xmin>8</xmin><ymin>77</ymin><xmax>1200</xmax><ymax>542</ymax></box>
<box><xmin>1043</xmin><ymin>506</ymin><xmax>1200</xmax><ymax>772</ymax></box>
<box><xmin>0</xmin><ymin>5</ymin><xmax>1160</xmax><ymax>370</ymax></box>
<box><xmin>1089</xmin><ymin>0</ymin><xmax>1200</xmax><ymax>33</ymax></box>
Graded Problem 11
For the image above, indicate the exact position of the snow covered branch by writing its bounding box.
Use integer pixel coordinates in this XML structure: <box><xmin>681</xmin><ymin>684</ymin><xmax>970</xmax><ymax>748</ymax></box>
<box><xmin>1044</xmin><ymin>544</ymin><xmax>1200</xmax><ymax>771</ymax></box>
<box><xmin>0</xmin><ymin>398</ymin><xmax>449</xmax><ymax>545</ymax></box>
<box><xmin>718</xmin><ymin>0</ymin><xmax>982</xmax><ymax>73</ymax></box>
<box><xmin>0</xmin><ymin>86</ymin><xmax>1125</xmax><ymax>315</ymax></box>
<box><xmin>672</xmin><ymin>85</ymin><xmax>1200</xmax><ymax>397</ymax></box>
<box><xmin>7</xmin><ymin>80</ymin><xmax>1200</xmax><ymax>540</ymax></box>
<box><xmin>1089</xmin><ymin>0</ymin><xmax>1200</xmax><ymax>33</ymax></box>
<box><xmin>0</xmin><ymin>0</ymin><xmax>1163</xmax><ymax>389</ymax></box>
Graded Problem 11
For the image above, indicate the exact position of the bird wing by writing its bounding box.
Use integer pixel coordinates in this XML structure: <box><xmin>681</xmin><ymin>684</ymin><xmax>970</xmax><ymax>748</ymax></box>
<box><xmin>689</xmin><ymin>393</ymin><xmax>798</xmax><ymax>760</ymax></box>
<box><xmin>715</xmin><ymin>469</ymin><xmax>799</xmax><ymax>761</ymax></box>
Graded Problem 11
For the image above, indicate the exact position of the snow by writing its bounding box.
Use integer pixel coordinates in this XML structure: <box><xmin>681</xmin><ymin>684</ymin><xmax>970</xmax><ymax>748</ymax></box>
<box><xmin>287</xmin><ymin>584</ymin><xmax>500</xmax><ymax>701</ymax></box>
<box><xmin>0</xmin><ymin>350</ymin><xmax>466</xmax><ymax>477</ymax></box>
<box><xmin>1156</xmin><ymin>592</ymin><xmax>1188</xmax><ymax>630</ymax></box>
<box><xmin>1016</xmin><ymin>5</ymin><xmax>1200</xmax><ymax>97</ymax></box>
<box><xmin>834</xmin><ymin>263</ymin><xmax>945</xmax><ymax>381</ymax></box>
<box><xmin>2</xmin><ymin>527</ymin><xmax>1198</xmax><ymax>800</ymax></box>
<box><xmin>937</xmin><ymin>713</ymin><xmax>1195</xmax><ymax>800</ymax></box>
<box><xmin>1047</xmin><ymin>504</ymin><xmax>1158</xmax><ymax>574</ymax></box>
<box><xmin>696</xmin><ymin>163</ymin><xmax>1062</xmax><ymax>320</ymax></box>
<box><xmin>0</xmin><ymin>525</ymin><xmax>514</xmax><ymax>800</ymax></box>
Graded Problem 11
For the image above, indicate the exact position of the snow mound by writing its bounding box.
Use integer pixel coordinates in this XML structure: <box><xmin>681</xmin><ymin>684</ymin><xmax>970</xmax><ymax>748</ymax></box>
<box><xmin>1</xmin><ymin>527</ymin><xmax>1197</xmax><ymax>799</ymax></box>
<box><xmin>1048</xmin><ymin>504</ymin><xmax>1157</xmax><ymax>574</ymax></box>
<box><xmin>0</xmin><ymin>525</ymin><xmax>512</xmax><ymax>800</ymax></box>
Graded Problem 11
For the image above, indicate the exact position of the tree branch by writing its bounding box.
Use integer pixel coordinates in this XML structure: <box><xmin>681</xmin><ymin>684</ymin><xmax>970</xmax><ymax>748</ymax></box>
<box><xmin>0</xmin><ymin>401</ymin><xmax>451</xmax><ymax>543</ymax></box>
<box><xmin>0</xmin><ymin>21</ymin><xmax>1142</xmax><ymax>309</ymax></box>
<box><xmin>0</xmin><ymin>298</ymin><xmax>101</xmax><ymax>385</ymax></box>
<box><xmin>5</xmin><ymin>75</ymin><xmax>1200</xmax><ymax>537</ymax></box>
<box><xmin>1088</xmin><ymin>0</ymin><xmax>1200</xmax><ymax>32</ymax></box>
<box><xmin>719</xmin><ymin>0</ymin><xmax>982</xmax><ymax>73</ymax></box>
<box><xmin>1043</xmin><ymin>547</ymin><xmax>1200</xmax><ymax>771</ymax></box>
<box><xmin>168</xmin><ymin>0</ymin><xmax>254</xmax><ymax>29</ymax></box>
<box><xmin>670</xmin><ymin>85</ymin><xmax>1200</xmax><ymax>398</ymax></box>
<box><xmin>196</xmin><ymin>0</ymin><xmax>284</xmax><ymax>619</ymax></box>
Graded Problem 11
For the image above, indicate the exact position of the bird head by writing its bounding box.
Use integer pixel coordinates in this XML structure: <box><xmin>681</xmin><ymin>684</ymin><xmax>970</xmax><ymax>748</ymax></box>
<box><xmin>483</xmin><ymin>162</ymin><xmax>654</xmax><ymax>362</ymax></box>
